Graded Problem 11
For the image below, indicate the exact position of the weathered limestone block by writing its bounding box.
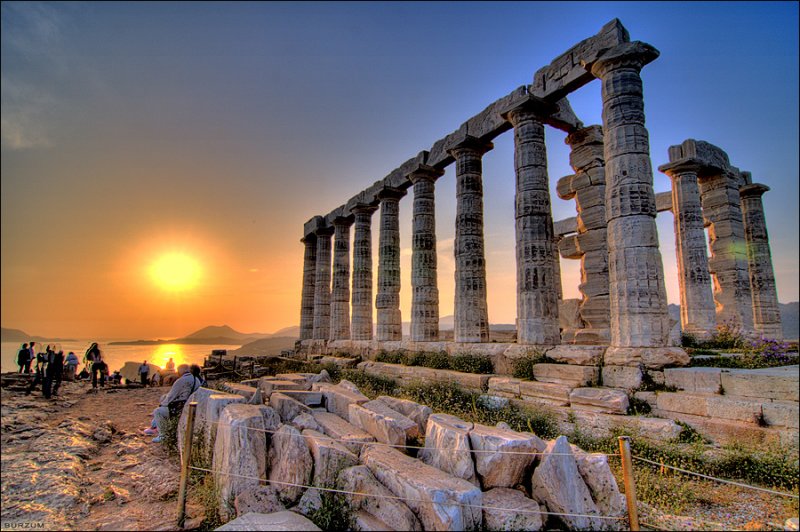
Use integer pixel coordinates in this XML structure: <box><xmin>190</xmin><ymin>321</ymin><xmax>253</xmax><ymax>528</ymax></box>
<box><xmin>216</xmin><ymin>511</ymin><xmax>321</xmax><ymax>531</ymax></box>
<box><xmin>213</xmin><ymin>404</ymin><xmax>268</xmax><ymax>521</ymax></box>
<box><xmin>532</xmin><ymin>363</ymin><xmax>599</xmax><ymax>386</ymax></box>
<box><xmin>270</xmin><ymin>392</ymin><xmax>312</xmax><ymax>423</ymax></box>
<box><xmin>294</xmin><ymin>488</ymin><xmax>322</xmax><ymax>517</ymax></box>
<box><xmin>656</xmin><ymin>410</ymin><xmax>786</xmax><ymax>448</ymax></box>
<box><xmin>268</xmin><ymin>425</ymin><xmax>313</xmax><ymax>505</ymax></box>
<box><xmin>656</xmin><ymin>392</ymin><xmax>709</xmax><ymax>417</ymax></box>
<box><xmin>488</xmin><ymin>377</ymin><xmax>521</xmax><ymax>399</ymax></box>
<box><xmin>569</xmin><ymin>387</ymin><xmax>629</xmax><ymax>414</ymax></box>
<box><xmin>291</xmin><ymin>412</ymin><xmax>322</xmax><ymax>432</ymax></box>
<box><xmin>357</xmin><ymin>361</ymin><xmax>490</xmax><ymax>391</ymax></box>
<box><xmin>233</xmin><ymin>486</ymin><xmax>284</xmax><ymax>518</ymax></box>
<box><xmin>706</xmin><ymin>396</ymin><xmax>764</xmax><ymax>424</ymax></box>
<box><xmin>418</xmin><ymin>414</ymin><xmax>478</xmax><ymax>485</ymax></box>
<box><xmin>546</xmin><ymin>345</ymin><xmax>605</xmax><ymax>366</ymax></box>
<box><xmin>558</xmin><ymin>299</ymin><xmax>583</xmax><ymax>330</ymax></box>
<box><xmin>482</xmin><ymin>488</ymin><xmax>544</xmax><ymax>532</ymax></box>
<box><xmin>375</xmin><ymin>396</ymin><xmax>431</xmax><ymax>435</ymax></box>
<box><xmin>762</xmin><ymin>401</ymin><xmax>800</xmax><ymax>429</ymax></box>
<box><xmin>570</xmin><ymin>409</ymin><xmax>682</xmax><ymax>441</ymax></box>
<box><xmin>664</xmin><ymin>367</ymin><xmax>722</xmax><ymax>394</ymax></box>
<box><xmin>572</xmin><ymin>449</ymin><xmax>627</xmax><ymax>519</ymax></box>
<box><xmin>604</xmin><ymin>347</ymin><xmax>689</xmax><ymax>369</ymax></box>
<box><xmin>348</xmin><ymin>400</ymin><xmax>419</xmax><ymax>447</ymax></box>
<box><xmin>531</xmin><ymin>436</ymin><xmax>604</xmax><ymax>530</ymax></box>
<box><xmin>220</xmin><ymin>382</ymin><xmax>262</xmax><ymax>404</ymax></box>
<box><xmin>312</xmin><ymin>411</ymin><xmax>375</xmax><ymax>454</ymax></box>
<box><xmin>518</xmin><ymin>380</ymin><xmax>572</xmax><ymax>405</ymax></box>
<box><xmin>338</xmin><ymin>465</ymin><xmax>422</xmax><ymax>532</ymax></box>
<box><xmin>719</xmin><ymin>367</ymin><xmax>799</xmax><ymax>402</ymax></box>
<box><xmin>362</xmin><ymin>444</ymin><xmax>483</xmax><ymax>531</ymax></box>
<box><xmin>302</xmin><ymin>429</ymin><xmax>359</xmax><ymax>487</ymax></box>
<box><xmin>633</xmin><ymin>391</ymin><xmax>658</xmax><ymax>410</ymax></box>
<box><xmin>279</xmin><ymin>390</ymin><xmax>323</xmax><ymax>406</ymax></box>
<box><xmin>468</xmin><ymin>423</ymin><xmax>543</xmax><ymax>489</ymax></box>
<box><xmin>178</xmin><ymin>387</ymin><xmax>245</xmax><ymax>461</ymax></box>
<box><xmin>353</xmin><ymin>511</ymin><xmax>392</xmax><ymax>531</ymax></box>
<box><xmin>601</xmin><ymin>365</ymin><xmax>643</xmax><ymax>390</ymax></box>
<box><xmin>312</xmin><ymin>382</ymin><xmax>369</xmax><ymax>419</ymax></box>
<box><xmin>259</xmin><ymin>378</ymin><xmax>306</xmax><ymax>396</ymax></box>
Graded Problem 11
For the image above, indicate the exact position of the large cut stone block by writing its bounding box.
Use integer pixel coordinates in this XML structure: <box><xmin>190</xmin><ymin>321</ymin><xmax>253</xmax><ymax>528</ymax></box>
<box><xmin>279</xmin><ymin>390</ymin><xmax>323</xmax><ymax>406</ymax></box>
<box><xmin>348</xmin><ymin>400</ymin><xmax>419</xmax><ymax>447</ymax></box>
<box><xmin>656</xmin><ymin>392</ymin><xmax>710</xmax><ymax>417</ymax></box>
<box><xmin>233</xmin><ymin>486</ymin><xmax>284</xmax><ymax>518</ymax></box>
<box><xmin>312</xmin><ymin>411</ymin><xmax>375</xmax><ymax>454</ymax></box>
<box><xmin>482</xmin><ymin>488</ymin><xmax>544</xmax><ymax>531</ymax></box>
<box><xmin>357</xmin><ymin>361</ymin><xmax>491</xmax><ymax>391</ymax></box>
<box><xmin>546</xmin><ymin>345</ymin><xmax>605</xmax><ymax>366</ymax></box>
<box><xmin>518</xmin><ymin>380</ymin><xmax>572</xmax><ymax>405</ymax></box>
<box><xmin>221</xmin><ymin>382</ymin><xmax>262</xmax><ymax>404</ymax></box>
<box><xmin>216</xmin><ymin>511</ymin><xmax>321</xmax><ymax>531</ymax></box>
<box><xmin>418</xmin><ymin>413</ymin><xmax>477</xmax><ymax>486</ymax></box>
<box><xmin>569</xmin><ymin>387</ymin><xmax>629</xmax><ymax>414</ymax></box>
<box><xmin>270</xmin><ymin>392</ymin><xmax>312</xmax><ymax>423</ymax></box>
<box><xmin>532</xmin><ymin>363</ymin><xmax>599</xmax><ymax>386</ymax></box>
<box><xmin>488</xmin><ymin>377</ymin><xmax>521</xmax><ymax>398</ymax></box>
<box><xmin>664</xmin><ymin>367</ymin><xmax>722</xmax><ymax>394</ymax></box>
<box><xmin>302</xmin><ymin>429</ymin><xmax>359</xmax><ymax>487</ymax></box>
<box><xmin>719</xmin><ymin>367</ymin><xmax>799</xmax><ymax>402</ymax></box>
<box><xmin>375</xmin><ymin>396</ymin><xmax>431</xmax><ymax>435</ymax></box>
<box><xmin>362</xmin><ymin>444</ymin><xmax>483</xmax><ymax>531</ymax></box>
<box><xmin>572</xmin><ymin>449</ymin><xmax>627</xmax><ymax>520</ymax></box>
<box><xmin>313</xmin><ymin>382</ymin><xmax>370</xmax><ymax>419</ymax></box>
<box><xmin>468</xmin><ymin>423</ymin><xmax>543</xmax><ymax>489</ymax></box>
<box><xmin>762</xmin><ymin>401</ymin><xmax>800</xmax><ymax>429</ymax></box>
<box><xmin>338</xmin><ymin>465</ymin><xmax>422</xmax><ymax>531</ymax></box>
<box><xmin>531</xmin><ymin>436</ymin><xmax>604</xmax><ymax>530</ymax></box>
<box><xmin>601</xmin><ymin>365</ymin><xmax>642</xmax><ymax>390</ymax></box>
<box><xmin>259</xmin><ymin>378</ymin><xmax>307</xmax><ymax>396</ymax></box>
<box><xmin>604</xmin><ymin>347</ymin><xmax>690</xmax><ymax>369</ymax></box>
<box><xmin>570</xmin><ymin>409</ymin><xmax>682</xmax><ymax>441</ymax></box>
<box><xmin>268</xmin><ymin>425</ymin><xmax>312</xmax><ymax>505</ymax></box>
<box><xmin>706</xmin><ymin>396</ymin><xmax>764</xmax><ymax>424</ymax></box>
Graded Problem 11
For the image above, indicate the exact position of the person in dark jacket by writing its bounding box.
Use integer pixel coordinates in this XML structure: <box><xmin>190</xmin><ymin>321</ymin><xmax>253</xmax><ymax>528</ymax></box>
<box><xmin>17</xmin><ymin>343</ymin><xmax>30</xmax><ymax>373</ymax></box>
<box><xmin>46</xmin><ymin>350</ymin><xmax>65</xmax><ymax>398</ymax></box>
<box><xmin>41</xmin><ymin>345</ymin><xmax>56</xmax><ymax>398</ymax></box>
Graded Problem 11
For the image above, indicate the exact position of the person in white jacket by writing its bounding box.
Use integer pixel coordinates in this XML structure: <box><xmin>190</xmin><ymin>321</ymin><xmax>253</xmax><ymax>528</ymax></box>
<box><xmin>150</xmin><ymin>364</ymin><xmax>199</xmax><ymax>443</ymax></box>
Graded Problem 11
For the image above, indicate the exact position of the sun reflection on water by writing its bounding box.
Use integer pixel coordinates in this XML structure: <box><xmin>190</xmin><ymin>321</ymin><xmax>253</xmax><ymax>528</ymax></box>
<box><xmin>150</xmin><ymin>344</ymin><xmax>189</xmax><ymax>370</ymax></box>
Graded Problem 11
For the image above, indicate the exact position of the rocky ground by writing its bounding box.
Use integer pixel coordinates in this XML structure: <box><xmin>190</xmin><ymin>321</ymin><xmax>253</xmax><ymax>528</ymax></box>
<box><xmin>1</xmin><ymin>376</ymin><xmax>202</xmax><ymax>531</ymax></box>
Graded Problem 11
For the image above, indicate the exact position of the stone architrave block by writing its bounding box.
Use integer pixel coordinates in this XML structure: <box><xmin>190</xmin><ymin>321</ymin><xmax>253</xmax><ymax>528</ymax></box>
<box><xmin>348</xmin><ymin>401</ymin><xmax>418</xmax><ymax>447</ymax></box>
<box><xmin>532</xmin><ymin>363</ymin><xmax>599</xmax><ymax>386</ymax></box>
<box><xmin>530</xmin><ymin>436</ymin><xmax>604</xmax><ymax>530</ymax></box>
<box><xmin>655</xmin><ymin>392</ymin><xmax>710</xmax><ymax>417</ymax></box>
<box><xmin>212</xmin><ymin>404</ymin><xmax>268</xmax><ymax>521</ymax></box>
<box><xmin>338</xmin><ymin>465</ymin><xmax>422</xmax><ymax>531</ymax></box>
<box><xmin>518</xmin><ymin>380</ymin><xmax>572</xmax><ymax>405</ymax></box>
<box><xmin>312</xmin><ymin>411</ymin><xmax>376</xmax><ymax>455</ymax></box>
<box><xmin>546</xmin><ymin>345</ymin><xmax>605</xmax><ymax>366</ymax></box>
<box><xmin>664</xmin><ymin>367</ymin><xmax>722</xmax><ymax>394</ymax></box>
<box><xmin>362</xmin><ymin>444</ymin><xmax>483</xmax><ymax>531</ymax></box>
<box><xmin>418</xmin><ymin>414</ymin><xmax>478</xmax><ymax>486</ymax></box>
<box><xmin>572</xmin><ymin>449</ymin><xmax>627</xmax><ymax>520</ymax></box>
<box><xmin>268</xmin><ymin>425</ymin><xmax>313</xmax><ymax>505</ymax></box>
<box><xmin>215</xmin><ymin>511</ymin><xmax>321</xmax><ymax>531</ymax></box>
<box><xmin>569</xmin><ymin>387</ymin><xmax>629</xmax><ymax>415</ymax></box>
<box><xmin>302</xmin><ymin>429</ymin><xmax>359</xmax><ymax>487</ymax></box>
<box><xmin>270</xmin><ymin>392</ymin><xmax>313</xmax><ymax>423</ymax></box>
<box><xmin>375</xmin><ymin>396</ymin><xmax>432</xmax><ymax>435</ymax></box>
<box><xmin>601</xmin><ymin>365</ymin><xmax>643</xmax><ymax>390</ymax></box>
<box><xmin>762</xmin><ymin>401</ymin><xmax>800</xmax><ymax>429</ymax></box>
<box><xmin>468</xmin><ymin>423</ymin><xmax>543</xmax><ymax>489</ymax></box>
<box><xmin>312</xmin><ymin>382</ymin><xmax>370</xmax><ymax>419</ymax></box>
<box><xmin>482</xmin><ymin>488</ymin><xmax>544</xmax><ymax>531</ymax></box>
<box><xmin>719</xmin><ymin>368</ymin><xmax>799</xmax><ymax>402</ymax></box>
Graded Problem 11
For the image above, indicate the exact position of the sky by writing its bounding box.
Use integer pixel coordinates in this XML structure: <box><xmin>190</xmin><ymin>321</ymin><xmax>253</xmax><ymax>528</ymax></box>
<box><xmin>2</xmin><ymin>1</ymin><xmax>798</xmax><ymax>340</ymax></box>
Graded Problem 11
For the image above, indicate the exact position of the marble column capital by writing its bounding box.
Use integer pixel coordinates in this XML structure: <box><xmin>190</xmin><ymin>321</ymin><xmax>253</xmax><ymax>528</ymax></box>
<box><xmin>350</xmin><ymin>202</ymin><xmax>379</xmax><ymax>216</ymax></box>
<box><xmin>300</xmin><ymin>234</ymin><xmax>317</xmax><ymax>245</ymax></box>
<box><xmin>501</xmin><ymin>95</ymin><xmax>556</xmax><ymax>126</ymax></box>
<box><xmin>313</xmin><ymin>225</ymin><xmax>335</xmax><ymax>238</ymax></box>
<box><xmin>590</xmin><ymin>41</ymin><xmax>660</xmax><ymax>78</ymax></box>
<box><xmin>332</xmin><ymin>214</ymin><xmax>355</xmax><ymax>227</ymax></box>
<box><xmin>658</xmin><ymin>158</ymin><xmax>704</xmax><ymax>179</ymax></box>
<box><xmin>447</xmin><ymin>135</ymin><xmax>493</xmax><ymax>158</ymax></box>
<box><xmin>739</xmin><ymin>183</ymin><xmax>770</xmax><ymax>198</ymax></box>
<box><xmin>377</xmin><ymin>186</ymin><xmax>407</xmax><ymax>202</ymax></box>
<box><xmin>407</xmin><ymin>164</ymin><xmax>444</xmax><ymax>184</ymax></box>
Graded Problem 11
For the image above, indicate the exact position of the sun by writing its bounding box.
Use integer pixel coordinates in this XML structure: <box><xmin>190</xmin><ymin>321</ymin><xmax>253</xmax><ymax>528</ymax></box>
<box><xmin>149</xmin><ymin>252</ymin><xmax>202</xmax><ymax>292</ymax></box>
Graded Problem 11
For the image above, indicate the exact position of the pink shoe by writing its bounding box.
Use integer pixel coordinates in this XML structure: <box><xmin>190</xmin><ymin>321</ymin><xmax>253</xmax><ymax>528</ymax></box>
<box><xmin>143</xmin><ymin>428</ymin><xmax>158</xmax><ymax>436</ymax></box>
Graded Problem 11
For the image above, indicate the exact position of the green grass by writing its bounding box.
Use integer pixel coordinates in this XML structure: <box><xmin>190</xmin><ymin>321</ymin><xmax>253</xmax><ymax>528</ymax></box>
<box><xmin>373</xmin><ymin>350</ymin><xmax>495</xmax><ymax>374</ymax></box>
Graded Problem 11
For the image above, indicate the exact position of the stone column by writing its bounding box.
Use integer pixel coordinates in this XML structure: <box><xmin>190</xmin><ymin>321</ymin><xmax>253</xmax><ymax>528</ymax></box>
<box><xmin>448</xmin><ymin>136</ymin><xmax>492</xmax><ymax>343</ymax></box>
<box><xmin>507</xmin><ymin>105</ymin><xmax>560</xmax><ymax>345</ymax></box>
<box><xmin>329</xmin><ymin>216</ymin><xmax>354</xmax><ymax>341</ymax></box>
<box><xmin>699</xmin><ymin>170</ymin><xmax>754</xmax><ymax>332</ymax></box>
<box><xmin>350</xmin><ymin>204</ymin><xmax>378</xmax><ymax>341</ymax></box>
<box><xmin>376</xmin><ymin>187</ymin><xmax>406</xmax><ymax>341</ymax></box>
<box><xmin>409</xmin><ymin>165</ymin><xmax>444</xmax><ymax>342</ymax></box>
<box><xmin>311</xmin><ymin>226</ymin><xmax>334</xmax><ymax>340</ymax></box>
<box><xmin>740</xmin><ymin>183</ymin><xmax>783</xmax><ymax>339</ymax></box>
<box><xmin>299</xmin><ymin>235</ymin><xmax>317</xmax><ymax>340</ymax></box>
<box><xmin>660</xmin><ymin>160</ymin><xmax>717</xmax><ymax>340</ymax></box>
<box><xmin>591</xmin><ymin>42</ymin><xmax>673</xmax><ymax>351</ymax></box>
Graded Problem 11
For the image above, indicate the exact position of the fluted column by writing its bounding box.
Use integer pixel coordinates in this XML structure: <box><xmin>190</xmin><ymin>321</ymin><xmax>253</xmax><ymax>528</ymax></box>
<box><xmin>311</xmin><ymin>226</ymin><xmax>334</xmax><ymax>340</ymax></box>
<box><xmin>299</xmin><ymin>235</ymin><xmax>317</xmax><ymax>340</ymax></box>
<box><xmin>329</xmin><ymin>216</ymin><xmax>354</xmax><ymax>340</ymax></box>
<box><xmin>740</xmin><ymin>183</ymin><xmax>782</xmax><ymax>339</ymax></box>
<box><xmin>507</xmin><ymin>105</ymin><xmax>560</xmax><ymax>345</ymax></box>
<box><xmin>591</xmin><ymin>42</ymin><xmax>672</xmax><ymax>348</ymax></box>
<box><xmin>661</xmin><ymin>161</ymin><xmax>716</xmax><ymax>340</ymax></box>
<box><xmin>376</xmin><ymin>187</ymin><xmax>406</xmax><ymax>341</ymax></box>
<box><xmin>351</xmin><ymin>204</ymin><xmax>378</xmax><ymax>341</ymax></box>
<box><xmin>409</xmin><ymin>165</ymin><xmax>444</xmax><ymax>342</ymax></box>
<box><xmin>449</xmin><ymin>136</ymin><xmax>492</xmax><ymax>343</ymax></box>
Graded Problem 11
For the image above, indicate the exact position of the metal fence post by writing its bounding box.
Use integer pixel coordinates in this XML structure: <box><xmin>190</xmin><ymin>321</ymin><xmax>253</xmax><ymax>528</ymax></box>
<box><xmin>618</xmin><ymin>435</ymin><xmax>640</xmax><ymax>531</ymax></box>
<box><xmin>176</xmin><ymin>401</ymin><xmax>198</xmax><ymax>527</ymax></box>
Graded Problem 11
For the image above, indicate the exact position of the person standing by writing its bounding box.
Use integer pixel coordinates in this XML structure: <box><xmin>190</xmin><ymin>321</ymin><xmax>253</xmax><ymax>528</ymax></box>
<box><xmin>64</xmin><ymin>352</ymin><xmax>79</xmax><ymax>381</ymax></box>
<box><xmin>41</xmin><ymin>345</ymin><xmax>56</xmax><ymax>398</ymax></box>
<box><xmin>138</xmin><ymin>361</ymin><xmax>150</xmax><ymax>386</ymax></box>
<box><xmin>26</xmin><ymin>346</ymin><xmax>47</xmax><ymax>395</ymax></box>
<box><xmin>48</xmin><ymin>350</ymin><xmax>65</xmax><ymax>397</ymax></box>
<box><xmin>17</xmin><ymin>343</ymin><xmax>30</xmax><ymax>373</ymax></box>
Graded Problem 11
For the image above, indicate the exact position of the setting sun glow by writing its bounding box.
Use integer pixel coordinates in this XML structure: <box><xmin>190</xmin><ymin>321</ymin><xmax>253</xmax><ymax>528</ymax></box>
<box><xmin>149</xmin><ymin>253</ymin><xmax>202</xmax><ymax>292</ymax></box>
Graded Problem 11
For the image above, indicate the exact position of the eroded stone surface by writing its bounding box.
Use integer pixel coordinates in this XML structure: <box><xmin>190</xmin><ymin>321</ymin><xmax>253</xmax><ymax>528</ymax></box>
<box><xmin>338</xmin><ymin>465</ymin><xmax>422</xmax><ymax>531</ymax></box>
<box><xmin>569</xmin><ymin>387</ymin><xmax>629</xmax><ymax>414</ymax></box>
<box><xmin>268</xmin><ymin>425</ymin><xmax>312</xmax><ymax>505</ymax></box>
<box><xmin>349</xmin><ymin>400</ymin><xmax>418</xmax><ymax>447</ymax></box>
<box><xmin>482</xmin><ymin>488</ymin><xmax>544</xmax><ymax>532</ymax></box>
<box><xmin>418</xmin><ymin>413</ymin><xmax>477</xmax><ymax>485</ymax></box>
<box><xmin>468</xmin><ymin>423</ymin><xmax>542</xmax><ymax>489</ymax></box>
<box><xmin>216</xmin><ymin>511</ymin><xmax>321</xmax><ymax>531</ymax></box>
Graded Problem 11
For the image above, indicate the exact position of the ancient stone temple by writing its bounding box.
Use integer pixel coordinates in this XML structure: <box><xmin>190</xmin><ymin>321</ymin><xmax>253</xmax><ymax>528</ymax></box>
<box><xmin>296</xmin><ymin>18</ymin><xmax>782</xmax><ymax>383</ymax></box>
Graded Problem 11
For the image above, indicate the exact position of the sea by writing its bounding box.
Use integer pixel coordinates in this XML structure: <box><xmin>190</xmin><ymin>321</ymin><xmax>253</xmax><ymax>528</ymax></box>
<box><xmin>1</xmin><ymin>341</ymin><xmax>240</xmax><ymax>374</ymax></box>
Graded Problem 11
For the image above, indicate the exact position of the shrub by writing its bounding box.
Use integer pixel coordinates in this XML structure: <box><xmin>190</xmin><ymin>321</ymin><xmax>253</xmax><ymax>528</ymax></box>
<box><xmin>339</xmin><ymin>370</ymin><xmax>397</xmax><ymax>397</ymax></box>
<box><xmin>511</xmin><ymin>350</ymin><xmax>545</xmax><ymax>380</ymax></box>
<box><xmin>627</xmin><ymin>396</ymin><xmax>652</xmax><ymax>416</ymax></box>
<box><xmin>681</xmin><ymin>332</ymin><xmax>700</xmax><ymax>348</ymax></box>
<box><xmin>160</xmin><ymin>414</ymin><xmax>181</xmax><ymax>457</ymax></box>
<box><xmin>689</xmin><ymin>338</ymin><xmax>797</xmax><ymax>369</ymax></box>
<box><xmin>375</xmin><ymin>351</ymin><xmax>404</xmax><ymax>365</ymax></box>
<box><xmin>449</xmin><ymin>353</ymin><xmax>494</xmax><ymax>374</ymax></box>
<box><xmin>191</xmin><ymin>473</ymin><xmax>223</xmax><ymax>530</ymax></box>
<box><xmin>307</xmin><ymin>489</ymin><xmax>355</xmax><ymax>531</ymax></box>
<box><xmin>706</xmin><ymin>321</ymin><xmax>747</xmax><ymax>350</ymax></box>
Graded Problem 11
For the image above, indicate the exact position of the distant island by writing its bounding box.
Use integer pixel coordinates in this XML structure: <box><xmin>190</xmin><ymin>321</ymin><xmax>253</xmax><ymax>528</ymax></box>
<box><xmin>0</xmin><ymin>327</ymin><xmax>77</xmax><ymax>343</ymax></box>
<box><xmin>108</xmin><ymin>324</ymin><xmax>295</xmax><ymax>346</ymax></box>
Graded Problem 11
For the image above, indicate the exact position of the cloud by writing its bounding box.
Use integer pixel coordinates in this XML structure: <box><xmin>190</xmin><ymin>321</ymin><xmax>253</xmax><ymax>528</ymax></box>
<box><xmin>1</xmin><ymin>78</ymin><xmax>54</xmax><ymax>149</ymax></box>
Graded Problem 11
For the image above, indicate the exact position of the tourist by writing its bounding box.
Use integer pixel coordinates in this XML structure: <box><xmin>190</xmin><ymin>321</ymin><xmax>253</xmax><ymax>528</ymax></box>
<box><xmin>91</xmin><ymin>350</ymin><xmax>108</xmax><ymax>392</ymax></box>
<box><xmin>64</xmin><ymin>352</ymin><xmax>79</xmax><ymax>381</ymax></box>
<box><xmin>149</xmin><ymin>364</ymin><xmax>199</xmax><ymax>443</ymax></box>
<box><xmin>17</xmin><ymin>343</ymin><xmax>30</xmax><ymax>373</ymax></box>
<box><xmin>190</xmin><ymin>364</ymin><xmax>206</xmax><ymax>387</ymax></box>
<box><xmin>138</xmin><ymin>361</ymin><xmax>150</xmax><ymax>386</ymax></box>
<box><xmin>25</xmin><ymin>347</ymin><xmax>45</xmax><ymax>395</ymax></box>
<box><xmin>109</xmin><ymin>370</ymin><xmax>122</xmax><ymax>385</ymax></box>
<box><xmin>41</xmin><ymin>345</ymin><xmax>56</xmax><ymax>398</ymax></box>
<box><xmin>77</xmin><ymin>367</ymin><xmax>90</xmax><ymax>381</ymax></box>
<box><xmin>150</xmin><ymin>371</ymin><xmax>161</xmax><ymax>387</ymax></box>
<box><xmin>47</xmin><ymin>350</ymin><xmax>65</xmax><ymax>398</ymax></box>
<box><xmin>165</xmin><ymin>358</ymin><xmax>175</xmax><ymax>373</ymax></box>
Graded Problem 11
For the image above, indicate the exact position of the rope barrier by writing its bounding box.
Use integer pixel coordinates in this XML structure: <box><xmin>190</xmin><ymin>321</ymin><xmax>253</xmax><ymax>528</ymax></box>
<box><xmin>631</xmin><ymin>455</ymin><xmax>799</xmax><ymax>499</ymax></box>
<box><xmin>189</xmin><ymin>465</ymin><xmax>627</xmax><ymax>521</ymax></box>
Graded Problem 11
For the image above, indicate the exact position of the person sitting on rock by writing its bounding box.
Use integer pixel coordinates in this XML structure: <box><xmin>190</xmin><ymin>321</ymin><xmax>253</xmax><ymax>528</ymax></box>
<box><xmin>150</xmin><ymin>364</ymin><xmax>199</xmax><ymax>443</ymax></box>
<box><xmin>165</xmin><ymin>358</ymin><xmax>175</xmax><ymax>373</ymax></box>
<box><xmin>64</xmin><ymin>352</ymin><xmax>79</xmax><ymax>381</ymax></box>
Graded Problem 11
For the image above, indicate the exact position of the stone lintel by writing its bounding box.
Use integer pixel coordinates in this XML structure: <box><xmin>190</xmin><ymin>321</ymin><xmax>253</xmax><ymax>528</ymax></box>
<box><xmin>313</xmin><ymin>224</ymin><xmax>335</xmax><ymax>237</ymax></box>
<box><xmin>589</xmin><ymin>41</ymin><xmax>660</xmax><ymax>78</ymax></box>
<box><xmin>332</xmin><ymin>213</ymin><xmax>355</xmax><ymax>226</ymax></box>
<box><xmin>446</xmin><ymin>134</ymin><xmax>493</xmax><ymax>157</ymax></box>
<box><xmin>376</xmin><ymin>186</ymin><xmax>407</xmax><ymax>202</ymax></box>
<box><xmin>655</xmin><ymin>191</ymin><xmax>673</xmax><ymax>213</ymax></box>
<box><xmin>554</xmin><ymin>217</ymin><xmax>579</xmax><ymax>237</ymax></box>
<box><xmin>499</xmin><ymin>93</ymin><xmax>557</xmax><ymax>121</ymax></box>
<box><xmin>531</xmin><ymin>18</ymin><xmax>630</xmax><ymax>101</ymax></box>
<box><xmin>324</xmin><ymin>205</ymin><xmax>350</xmax><ymax>227</ymax></box>
<box><xmin>407</xmin><ymin>163</ymin><xmax>444</xmax><ymax>184</ymax></box>
<box><xmin>350</xmin><ymin>202</ymin><xmax>379</xmax><ymax>216</ymax></box>
<box><xmin>303</xmin><ymin>215</ymin><xmax>326</xmax><ymax>240</ymax></box>
<box><xmin>658</xmin><ymin>158</ymin><xmax>704</xmax><ymax>177</ymax></box>
<box><xmin>739</xmin><ymin>183</ymin><xmax>770</xmax><ymax>198</ymax></box>
<box><xmin>667</xmin><ymin>139</ymin><xmax>731</xmax><ymax>174</ymax></box>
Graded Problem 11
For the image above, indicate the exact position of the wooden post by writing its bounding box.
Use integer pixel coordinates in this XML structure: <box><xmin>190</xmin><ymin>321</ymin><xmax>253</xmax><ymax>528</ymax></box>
<box><xmin>176</xmin><ymin>401</ymin><xmax>197</xmax><ymax>527</ymax></box>
<box><xmin>618</xmin><ymin>436</ymin><xmax>640</xmax><ymax>531</ymax></box>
